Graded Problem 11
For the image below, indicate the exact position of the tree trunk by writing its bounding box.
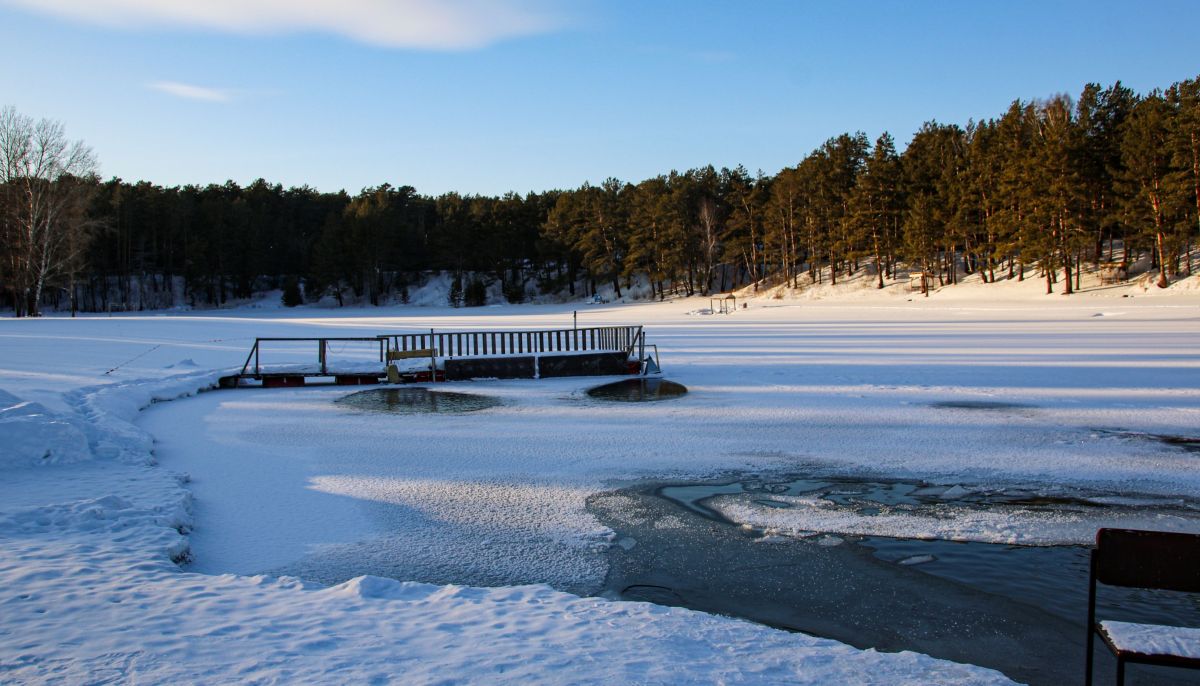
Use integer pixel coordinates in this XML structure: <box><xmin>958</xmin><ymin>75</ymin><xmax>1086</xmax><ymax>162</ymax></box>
<box><xmin>872</xmin><ymin>229</ymin><xmax>884</xmax><ymax>289</ymax></box>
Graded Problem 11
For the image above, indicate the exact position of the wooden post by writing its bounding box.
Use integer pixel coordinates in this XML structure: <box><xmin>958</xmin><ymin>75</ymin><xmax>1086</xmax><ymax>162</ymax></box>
<box><xmin>430</xmin><ymin>329</ymin><xmax>437</xmax><ymax>382</ymax></box>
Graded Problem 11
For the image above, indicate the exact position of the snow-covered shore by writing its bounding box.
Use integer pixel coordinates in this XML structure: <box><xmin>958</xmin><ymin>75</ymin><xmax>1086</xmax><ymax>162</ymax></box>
<box><xmin>3</xmin><ymin>280</ymin><xmax>1199</xmax><ymax>683</ymax></box>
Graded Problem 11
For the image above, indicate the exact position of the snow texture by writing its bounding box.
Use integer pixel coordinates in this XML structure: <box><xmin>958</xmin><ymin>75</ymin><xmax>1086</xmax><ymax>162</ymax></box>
<box><xmin>1100</xmin><ymin>620</ymin><xmax>1200</xmax><ymax>659</ymax></box>
<box><xmin>0</xmin><ymin>389</ymin><xmax>91</xmax><ymax>468</ymax></box>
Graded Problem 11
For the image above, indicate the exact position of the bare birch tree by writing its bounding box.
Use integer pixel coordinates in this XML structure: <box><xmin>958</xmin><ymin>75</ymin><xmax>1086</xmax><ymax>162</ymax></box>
<box><xmin>0</xmin><ymin>106</ymin><xmax>98</xmax><ymax>316</ymax></box>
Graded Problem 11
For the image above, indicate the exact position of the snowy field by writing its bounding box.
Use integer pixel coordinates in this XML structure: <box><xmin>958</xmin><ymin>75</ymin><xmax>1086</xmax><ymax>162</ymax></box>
<box><xmin>2</xmin><ymin>277</ymin><xmax>1199</xmax><ymax>684</ymax></box>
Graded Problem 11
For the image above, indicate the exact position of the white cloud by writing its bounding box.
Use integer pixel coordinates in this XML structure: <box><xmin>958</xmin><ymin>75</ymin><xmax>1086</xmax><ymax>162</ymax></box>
<box><xmin>2</xmin><ymin>0</ymin><xmax>565</xmax><ymax>50</ymax></box>
<box><xmin>148</xmin><ymin>81</ymin><xmax>232</xmax><ymax>102</ymax></box>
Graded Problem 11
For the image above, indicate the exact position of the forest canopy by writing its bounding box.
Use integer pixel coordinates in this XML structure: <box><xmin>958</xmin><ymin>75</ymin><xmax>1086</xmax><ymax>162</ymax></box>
<box><xmin>2</xmin><ymin>74</ymin><xmax>1199</xmax><ymax>316</ymax></box>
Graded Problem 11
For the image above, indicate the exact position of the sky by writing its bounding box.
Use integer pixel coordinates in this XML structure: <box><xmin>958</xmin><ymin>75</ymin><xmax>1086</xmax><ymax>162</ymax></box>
<box><xmin>2</xmin><ymin>0</ymin><xmax>1199</xmax><ymax>196</ymax></box>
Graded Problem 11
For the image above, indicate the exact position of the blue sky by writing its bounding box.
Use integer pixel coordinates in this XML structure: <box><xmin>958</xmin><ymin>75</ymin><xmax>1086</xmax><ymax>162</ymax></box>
<box><xmin>2</xmin><ymin>0</ymin><xmax>1198</xmax><ymax>196</ymax></box>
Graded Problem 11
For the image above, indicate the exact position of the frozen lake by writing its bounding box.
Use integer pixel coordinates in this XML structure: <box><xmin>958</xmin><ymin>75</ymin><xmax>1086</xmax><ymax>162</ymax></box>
<box><xmin>129</xmin><ymin>298</ymin><xmax>1200</xmax><ymax>683</ymax></box>
<box><xmin>5</xmin><ymin>292</ymin><xmax>1200</xmax><ymax>684</ymax></box>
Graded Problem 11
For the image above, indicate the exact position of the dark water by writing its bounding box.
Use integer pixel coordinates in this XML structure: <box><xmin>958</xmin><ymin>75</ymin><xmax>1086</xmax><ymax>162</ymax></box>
<box><xmin>1097</xmin><ymin>429</ymin><xmax>1200</xmax><ymax>455</ymax></box>
<box><xmin>590</xmin><ymin>476</ymin><xmax>1200</xmax><ymax>686</ymax></box>
<box><xmin>930</xmin><ymin>400</ymin><xmax>1036</xmax><ymax>411</ymax></box>
<box><xmin>587</xmin><ymin>378</ymin><xmax>688</xmax><ymax>402</ymax></box>
<box><xmin>335</xmin><ymin>387</ymin><xmax>501</xmax><ymax>414</ymax></box>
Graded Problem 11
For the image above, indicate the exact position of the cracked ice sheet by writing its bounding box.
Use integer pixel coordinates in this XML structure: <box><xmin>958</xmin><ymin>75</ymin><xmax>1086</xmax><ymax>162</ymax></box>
<box><xmin>712</xmin><ymin>493</ymin><xmax>1200</xmax><ymax>546</ymax></box>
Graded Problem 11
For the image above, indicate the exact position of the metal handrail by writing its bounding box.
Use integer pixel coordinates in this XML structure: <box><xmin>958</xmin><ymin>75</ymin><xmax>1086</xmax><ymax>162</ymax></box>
<box><xmin>637</xmin><ymin>344</ymin><xmax>661</xmax><ymax>375</ymax></box>
<box><xmin>239</xmin><ymin>337</ymin><xmax>386</xmax><ymax>377</ymax></box>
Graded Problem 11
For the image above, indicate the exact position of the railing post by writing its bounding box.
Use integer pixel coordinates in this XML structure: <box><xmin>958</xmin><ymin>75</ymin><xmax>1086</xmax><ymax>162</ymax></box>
<box><xmin>639</xmin><ymin>329</ymin><xmax>645</xmax><ymax>372</ymax></box>
<box><xmin>254</xmin><ymin>340</ymin><xmax>260</xmax><ymax>375</ymax></box>
<box><xmin>319</xmin><ymin>339</ymin><xmax>327</xmax><ymax>374</ymax></box>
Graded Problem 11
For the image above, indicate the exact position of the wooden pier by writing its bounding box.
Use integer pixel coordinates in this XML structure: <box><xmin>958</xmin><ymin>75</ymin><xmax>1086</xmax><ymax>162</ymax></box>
<box><xmin>219</xmin><ymin>325</ymin><xmax>655</xmax><ymax>388</ymax></box>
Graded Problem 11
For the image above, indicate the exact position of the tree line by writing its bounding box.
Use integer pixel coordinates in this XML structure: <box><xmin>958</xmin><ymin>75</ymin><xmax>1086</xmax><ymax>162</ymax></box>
<box><xmin>2</xmin><ymin>74</ymin><xmax>1198</xmax><ymax>316</ymax></box>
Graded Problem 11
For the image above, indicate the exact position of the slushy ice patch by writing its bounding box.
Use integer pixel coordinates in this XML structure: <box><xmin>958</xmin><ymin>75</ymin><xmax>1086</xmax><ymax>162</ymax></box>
<box><xmin>660</xmin><ymin>477</ymin><xmax>1200</xmax><ymax>546</ymax></box>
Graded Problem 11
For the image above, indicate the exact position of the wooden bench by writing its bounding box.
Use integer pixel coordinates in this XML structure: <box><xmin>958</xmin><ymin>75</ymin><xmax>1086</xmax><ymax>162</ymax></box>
<box><xmin>386</xmin><ymin>349</ymin><xmax>437</xmax><ymax>384</ymax></box>
<box><xmin>1085</xmin><ymin>528</ymin><xmax>1200</xmax><ymax>685</ymax></box>
<box><xmin>388</xmin><ymin>349</ymin><xmax>437</xmax><ymax>361</ymax></box>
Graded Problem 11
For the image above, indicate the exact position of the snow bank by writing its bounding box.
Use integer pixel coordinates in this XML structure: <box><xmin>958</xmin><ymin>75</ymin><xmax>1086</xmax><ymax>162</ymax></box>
<box><xmin>63</xmin><ymin>368</ymin><xmax>229</xmax><ymax>464</ymax></box>
<box><xmin>0</xmin><ymin>389</ymin><xmax>91</xmax><ymax>468</ymax></box>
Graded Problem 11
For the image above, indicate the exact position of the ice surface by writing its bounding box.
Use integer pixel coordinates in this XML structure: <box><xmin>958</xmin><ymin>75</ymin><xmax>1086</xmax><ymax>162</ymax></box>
<box><xmin>713</xmin><ymin>491</ymin><xmax>1200</xmax><ymax>546</ymax></box>
<box><xmin>2</xmin><ymin>286</ymin><xmax>1199</xmax><ymax>682</ymax></box>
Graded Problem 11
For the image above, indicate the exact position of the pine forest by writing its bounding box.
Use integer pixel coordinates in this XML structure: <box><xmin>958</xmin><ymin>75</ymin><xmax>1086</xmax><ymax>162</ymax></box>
<box><xmin>3</xmin><ymin>76</ymin><xmax>1200</xmax><ymax>316</ymax></box>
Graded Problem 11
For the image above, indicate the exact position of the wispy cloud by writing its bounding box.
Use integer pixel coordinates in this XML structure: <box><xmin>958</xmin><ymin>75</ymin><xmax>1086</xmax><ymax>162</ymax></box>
<box><xmin>148</xmin><ymin>81</ymin><xmax>232</xmax><ymax>103</ymax></box>
<box><xmin>1</xmin><ymin>0</ymin><xmax>566</xmax><ymax>50</ymax></box>
<box><xmin>691</xmin><ymin>50</ymin><xmax>737</xmax><ymax>64</ymax></box>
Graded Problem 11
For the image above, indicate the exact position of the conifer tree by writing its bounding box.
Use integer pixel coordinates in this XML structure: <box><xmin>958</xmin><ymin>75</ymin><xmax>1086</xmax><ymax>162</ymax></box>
<box><xmin>1120</xmin><ymin>92</ymin><xmax>1181</xmax><ymax>287</ymax></box>
<box><xmin>1167</xmin><ymin>77</ymin><xmax>1200</xmax><ymax>276</ymax></box>
<box><xmin>851</xmin><ymin>132</ymin><xmax>903</xmax><ymax>288</ymax></box>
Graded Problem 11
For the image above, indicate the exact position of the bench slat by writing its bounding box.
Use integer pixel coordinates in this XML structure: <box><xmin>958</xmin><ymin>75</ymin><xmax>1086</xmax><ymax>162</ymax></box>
<box><xmin>388</xmin><ymin>349</ymin><xmax>437</xmax><ymax>361</ymax></box>
<box><xmin>1099</xmin><ymin>620</ymin><xmax>1200</xmax><ymax>663</ymax></box>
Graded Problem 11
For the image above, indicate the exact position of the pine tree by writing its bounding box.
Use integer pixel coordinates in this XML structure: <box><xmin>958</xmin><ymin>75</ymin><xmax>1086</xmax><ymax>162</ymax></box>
<box><xmin>1167</xmin><ymin>77</ymin><xmax>1200</xmax><ymax>276</ymax></box>
<box><xmin>465</xmin><ymin>278</ymin><xmax>487</xmax><ymax>306</ymax></box>
<box><xmin>1119</xmin><ymin>92</ymin><xmax>1182</xmax><ymax>287</ymax></box>
<box><xmin>281</xmin><ymin>277</ymin><xmax>303</xmax><ymax>307</ymax></box>
<box><xmin>851</xmin><ymin>132</ymin><xmax>903</xmax><ymax>288</ymax></box>
<box><xmin>1076</xmin><ymin>82</ymin><xmax>1135</xmax><ymax>267</ymax></box>
<box><xmin>448</xmin><ymin>272</ymin><xmax>463</xmax><ymax>307</ymax></box>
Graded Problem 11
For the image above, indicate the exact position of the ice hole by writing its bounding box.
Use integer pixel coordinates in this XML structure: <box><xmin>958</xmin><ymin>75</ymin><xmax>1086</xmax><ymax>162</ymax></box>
<box><xmin>586</xmin><ymin>378</ymin><xmax>688</xmax><ymax>402</ymax></box>
<box><xmin>335</xmin><ymin>387</ymin><xmax>502</xmax><ymax>414</ymax></box>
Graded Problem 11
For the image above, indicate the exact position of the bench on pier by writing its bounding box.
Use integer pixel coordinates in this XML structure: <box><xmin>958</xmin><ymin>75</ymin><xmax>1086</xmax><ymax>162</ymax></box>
<box><xmin>386</xmin><ymin>349</ymin><xmax>439</xmax><ymax>384</ymax></box>
<box><xmin>387</xmin><ymin>349</ymin><xmax>437</xmax><ymax>361</ymax></box>
<box><xmin>1085</xmin><ymin>528</ymin><xmax>1200</xmax><ymax>686</ymax></box>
